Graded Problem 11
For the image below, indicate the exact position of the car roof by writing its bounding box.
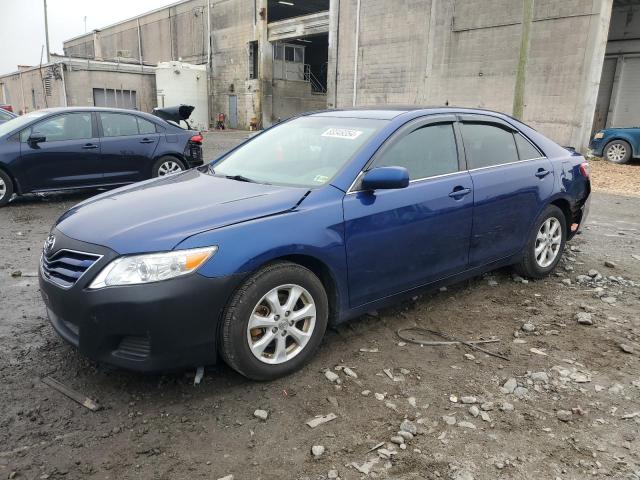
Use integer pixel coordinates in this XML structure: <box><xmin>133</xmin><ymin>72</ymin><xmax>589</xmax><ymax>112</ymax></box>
<box><xmin>309</xmin><ymin>106</ymin><xmax>517</xmax><ymax>121</ymax></box>
<box><xmin>31</xmin><ymin>106</ymin><xmax>167</xmax><ymax>124</ymax></box>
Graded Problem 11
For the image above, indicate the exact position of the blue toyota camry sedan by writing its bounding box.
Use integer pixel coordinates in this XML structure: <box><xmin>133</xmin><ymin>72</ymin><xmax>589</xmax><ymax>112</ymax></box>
<box><xmin>39</xmin><ymin>108</ymin><xmax>591</xmax><ymax>380</ymax></box>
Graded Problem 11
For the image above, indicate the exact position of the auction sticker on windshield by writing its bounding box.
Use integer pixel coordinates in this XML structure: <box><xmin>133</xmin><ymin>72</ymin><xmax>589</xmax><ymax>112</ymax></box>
<box><xmin>321</xmin><ymin>128</ymin><xmax>363</xmax><ymax>140</ymax></box>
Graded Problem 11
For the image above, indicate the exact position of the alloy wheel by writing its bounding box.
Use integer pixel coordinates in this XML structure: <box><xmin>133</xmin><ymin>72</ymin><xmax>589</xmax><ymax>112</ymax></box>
<box><xmin>535</xmin><ymin>217</ymin><xmax>562</xmax><ymax>268</ymax></box>
<box><xmin>607</xmin><ymin>143</ymin><xmax>626</xmax><ymax>162</ymax></box>
<box><xmin>157</xmin><ymin>160</ymin><xmax>183</xmax><ymax>176</ymax></box>
<box><xmin>0</xmin><ymin>176</ymin><xmax>5</xmax><ymax>201</ymax></box>
<box><xmin>246</xmin><ymin>284</ymin><xmax>317</xmax><ymax>365</ymax></box>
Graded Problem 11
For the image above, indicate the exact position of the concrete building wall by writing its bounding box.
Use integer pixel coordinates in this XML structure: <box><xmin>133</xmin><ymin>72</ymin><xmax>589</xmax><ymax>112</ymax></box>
<box><xmin>334</xmin><ymin>0</ymin><xmax>613</xmax><ymax>149</ymax></box>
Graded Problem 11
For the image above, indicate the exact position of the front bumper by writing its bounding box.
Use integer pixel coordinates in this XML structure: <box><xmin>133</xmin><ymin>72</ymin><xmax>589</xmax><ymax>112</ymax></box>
<box><xmin>39</xmin><ymin>230</ymin><xmax>244</xmax><ymax>372</ymax></box>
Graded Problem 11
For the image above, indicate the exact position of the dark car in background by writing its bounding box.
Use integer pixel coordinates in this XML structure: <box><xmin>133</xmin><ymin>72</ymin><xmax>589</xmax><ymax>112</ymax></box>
<box><xmin>0</xmin><ymin>106</ymin><xmax>16</xmax><ymax>125</ymax></box>
<box><xmin>588</xmin><ymin>127</ymin><xmax>640</xmax><ymax>164</ymax></box>
<box><xmin>0</xmin><ymin>105</ymin><xmax>203</xmax><ymax>207</ymax></box>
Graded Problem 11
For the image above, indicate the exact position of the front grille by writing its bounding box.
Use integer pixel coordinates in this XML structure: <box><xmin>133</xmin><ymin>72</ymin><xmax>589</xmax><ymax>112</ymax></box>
<box><xmin>113</xmin><ymin>336</ymin><xmax>151</xmax><ymax>361</ymax></box>
<box><xmin>41</xmin><ymin>249</ymin><xmax>102</xmax><ymax>288</ymax></box>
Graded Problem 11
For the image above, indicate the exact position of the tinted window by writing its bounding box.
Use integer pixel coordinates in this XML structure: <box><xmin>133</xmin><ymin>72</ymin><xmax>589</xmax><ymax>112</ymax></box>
<box><xmin>515</xmin><ymin>133</ymin><xmax>542</xmax><ymax>160</ymax></box>
<box><xmin>462</xmin><ymin>123</ymin><xmax>518</xmax><ymax>169</ymax></box>
<box><xmin>27</xmin><ymin>113</ymin><xmax>93</xmax><ymax>142</ymax></box>
<box><xmin>100</xmin><ymin>113</ymin><xmax>139</xmax><ymax>137</ymax></box>
<box><xmin>137</xmin><ymin>117</ymin><xmax>157</xmax><ymax>135</ymax></box>
<box><xmin>373</xmin><ymin>123</ymin><xmax>459</xmax><ymax>180</ymax></box>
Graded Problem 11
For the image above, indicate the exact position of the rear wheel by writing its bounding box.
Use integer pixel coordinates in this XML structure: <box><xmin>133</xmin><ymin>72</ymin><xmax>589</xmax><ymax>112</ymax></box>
<box><xmin>152</xmin><ymin>156</ymin><xmax>185</xmax><ymax>177</ymax></box>
<box><xmin>0</xmin><ymin>170</ymin><xmax>14</xmax><ymax>207</ymax></box>
<box><xmin>220</xmin><ymin>262</ymin><xmax>328</xmax><ymax>381</ymax></box>
<box><xmin>515</xmin><ymin>205</ymin><xmax>566</xmax><ymax>279</ymax></box>
<box><xmin>604</xmin><ymin>140</ymin><xmax>632</xmax><ymax>164</ymax></box>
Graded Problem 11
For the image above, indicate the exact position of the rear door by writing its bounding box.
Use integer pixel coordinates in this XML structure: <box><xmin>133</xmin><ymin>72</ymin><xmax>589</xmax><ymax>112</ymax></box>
<box><xmin>459</xmin><ymin>115</ymin><xmax>554</xmax><ymax>267</ymax></box>
<box><xmin>343</xmin><ymin>116</ymin><xmax>474</xmax><ymax>307</ymax></box>
<box><xmin>97</xmin><ymin>112</ymin><xmax>160</xmax><ymax>183</ymax></box>
<box><xmin>19</xmin><ymin>112</ymin><xmax>102</xmax><ymax>191</ymax></box>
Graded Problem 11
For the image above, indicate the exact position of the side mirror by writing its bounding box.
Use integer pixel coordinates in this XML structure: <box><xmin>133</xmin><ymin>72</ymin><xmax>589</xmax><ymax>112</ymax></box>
<box><xmin>28</xmin><ymin>133</ymin><xmax>46</xmax><ymax>146</ymax></box>
<box><xmin>360</xmin><ymin>166</ymin><xmax>410</xmax><ymax>191</ymax></box>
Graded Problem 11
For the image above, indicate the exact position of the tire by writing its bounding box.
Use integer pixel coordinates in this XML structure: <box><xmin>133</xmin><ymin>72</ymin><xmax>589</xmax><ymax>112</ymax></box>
<box><xmin>220</xmin><ymin>261</ymin><xmax>329</xmax><ymax>381</ymax></box>
<box><xmin>152</xmin><ymin>156</ymin><xmax>186</xmax><ymax>177</ymax></box>
<box><xmin>515</xmin><ymin>205</ymin><xmax>567</xmax><ymax>279</ymax></box>
<box><xmin>0</xmin><ymin>169</ymin><xmax>14</xmax><ymax>207</ymax></box>
<box><xmin>604</xmin><ymin>140</ymin><xmax>632</xmax><ymax>164</ymax></box>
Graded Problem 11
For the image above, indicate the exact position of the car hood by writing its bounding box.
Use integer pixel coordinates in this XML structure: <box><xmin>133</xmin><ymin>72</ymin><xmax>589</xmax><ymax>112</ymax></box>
<box><xmin>55</xmin><ymin>169</ymin><xmax>309</xmax><ymax>254</ymax></box>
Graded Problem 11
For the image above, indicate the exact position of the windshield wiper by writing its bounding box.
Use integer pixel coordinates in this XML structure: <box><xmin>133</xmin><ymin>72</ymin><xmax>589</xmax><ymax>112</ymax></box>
<box><xmin>224</xmin><ymin>174</ymin><xmax>256</xmax><ymax>183</ymax></box>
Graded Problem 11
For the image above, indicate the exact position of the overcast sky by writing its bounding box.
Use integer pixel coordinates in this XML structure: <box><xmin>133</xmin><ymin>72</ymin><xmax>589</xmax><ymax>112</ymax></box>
<box><xmin>0</xmin><ymin>0</ymin><xmax>176</xmax><ymax>75</ymax></box>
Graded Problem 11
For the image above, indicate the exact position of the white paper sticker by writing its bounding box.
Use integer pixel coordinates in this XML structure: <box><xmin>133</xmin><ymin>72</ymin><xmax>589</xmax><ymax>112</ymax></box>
<box><xmin>321</xmin><ymin>128</ymin><xmax>363</xmax><ymax>140</ymax></box>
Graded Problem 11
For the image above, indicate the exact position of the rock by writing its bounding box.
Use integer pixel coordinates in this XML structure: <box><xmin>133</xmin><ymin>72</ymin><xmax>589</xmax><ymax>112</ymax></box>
<box><xmin>458</xmin><ymin>421</ymin><xmax>476</xmax><ymax>429</ymax></box>
<box><xmin>601</xmin><ymin>296</ymin><xmax>616</xmax><ymax>304</ymax></box>
<box><xmin>460</xmin><ymin>396</ymin><xmax>477</xmax><ymax>404</ymax></box>
<box><xmin>488</xmin><ymin>279</ymin><xmax>498</xmax><ymax>286</ymax></box>
<box><xmin>217</xmin><ymin>476</ymin><xmax>233</xmax><ymax>480</ymax></box>
<box><xmin>575</xmin><ymin>312</ymin><xmax>593</xmax><ymax>325</ymax></box>
<box><xmin>530</xmin><ymin>371</ymin><xmax>549</xmax><ymax>383</ymax></box>
<box><xmin>569</xmin><ymin>372</ymin><xmax>590</xmax><ymax>383</ymax></box>
<box><xmin>521</xmin><ymin>322</ymin><xmax>536</xmax><ymax>333</ymax></box>
<box><xmin>253</xmin><ymin>409</ymin><xmax>268</xmax><ymax>421</ymax></box>
<box><xmin>619</xmin><ymin>344</ymin><xmax>634</xmax><ymax>354</ymax></box>
<box><xmin>588</xmin><ymin>269</ymin><xmax>600</xmax><ymax>277</ymax></box>
<box><xmin>604</xmin><ymin>260</ymin><xmax>616</xmax><ymax>268</ymax></box>
<box><xmin>306</xmin><ymin>413</ymin><xmax>337</xmax><ymax>428</ymax></box>
<box><xmin>480</xmin><ymin>411</ymin><xmax>491</xmax><ymax>422</ymax></box>
<box><xmin>503</xmin><ymin>378</ymin><xmax>518</xmax><ymax>394</ymax></box>
<box><xmin>385</xmin><ymin>401</ymin><xmax>397</xmax><ymax>410</ymax></box>
<box><xmin>561</xmin><ymin>278</ymin><xmax>572</xmax><ymax>286</ymax></box>
<box><xmin>500</xmin><ymin>402</ymin><xmax>514</xmax><ymax>412</ymax></box>
<box><xmin>400</xmin><ymin>419</ymin><xmax>418</xmax><ymax>435</ymax></box>
<box><xmin>328</xmin><ymin>470</ymin><xmax>339</xmax><ymax>479</ymax></box>
<box><xmin>327</xmin><ymin>396</ymin><xmax>339</xmax><ymax>408</ymax></box>
<box><xmin>390</xmin><ymin>436</ymin><xmax>404</xmax><ymax>445</ymax></box>
<box><xmin>361</xmin><ymin>390</ymin><xmax>371</xmax><ymax>396</ymax></box>
<box><xmin>464</xmin><ymin>353</ymin><xmax>475</xmax><ymax>360</ymax></box>
<box><xmin>608</xmin><ymin>383</ymin><xmax>624</xmax><ymax>395</ymax></box>
<box><xmin>311</xmin><ymin>445</ymin><xmax>325</xmax><ymax>458</ymax></box>
<box><xmin>556</xmin><ymin>410</ymin><xmax>572</xmax><ymax>422</ymax></box>
<box><xmin>343</xmin><ymin>367</ymin><xmax>358</xmax><ymax>379</ymax></box>
<box><xmin>11</xmin><ymin>270</ymin><xmax>22</xmax><ymax>277</ymax></box>
<box><xmin>513</xmin><ymin>387</ymin><xmax>528</xmax><ymax>399</ymax></box>
<box><xmin>495</xmin><ymin>462</ymin><xmax>505</xmax><ymax>469</ymax></box>
<box><xmin>408</xmin><ymin>396</ymin><xmax>417</xmax><ymax>407</ymax></box>
<box><xmin>397</xmin><ymin>430</ymin><xmax>413</xmax><ymax>441</ymax></box>
<box><xmin>469</xmin><ymin>406</ymin><xmax>480</xmax><ymax>417</ymax></box>
<box><xmin>442</xmin><ymin>415</ymin><xmax>457</xmax><ymax>425</ymax></box>
<box><xmin>481</xmin><ymin>402</ymin><xmax>494</xmax><ymax>411</ymax></box>
<box><xmin>325</xmin><ymin>371</ymin><xmax>339</xmax><ymax>382</ymax></box>
<box><xmin>374</xmin><ymin>393</ymin><xmax>385</xmax><ymax>401</ymax></box>
<box><xmin>451</xmin><ymin>469</ymin><xmax>474</xmax><ymax>480</ymax></box>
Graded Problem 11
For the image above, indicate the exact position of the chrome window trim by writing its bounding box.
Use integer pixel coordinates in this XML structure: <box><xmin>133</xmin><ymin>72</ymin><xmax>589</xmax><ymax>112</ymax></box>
<box><xmin>345</xmin><ymin>156</ymin><xmax>548</xmax><ymax>195</ymax></box>
<box><xmin>40</xmin><ymin>248</ymin><xmax>104</xmax><ymax>290</ymax></box>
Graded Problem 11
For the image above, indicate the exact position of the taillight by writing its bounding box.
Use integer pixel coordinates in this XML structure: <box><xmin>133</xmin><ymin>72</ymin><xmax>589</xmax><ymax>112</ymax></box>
<box><xmin>190</xmin><ymin>134</ymin><xmax>203</xmax><ymax>144</ymax></box>
<box><xmin>579</xmin><ymin>162</ymin><xmax>590</xmax><ymax>178</ymax></box>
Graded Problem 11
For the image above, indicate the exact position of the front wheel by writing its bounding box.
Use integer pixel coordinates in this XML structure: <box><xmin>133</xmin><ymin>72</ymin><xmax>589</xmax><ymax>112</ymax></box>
<box><xmin>515</xmin><ymin>205</ymin><xmax>566</xmax><ymax>279</ymax></box>
<box><xmin>152</xmin><ymin>156</ymin><xmax>185</xmax><ymax>177</ymax></box>
<box><xmin>0</xmin><ymin>169</ymin><xmax>14</xmax><ymax>207</ymax></box>
<box><xmin>220</xmin><ymin>262</ymin><xmax>329</xmax><ymax>381</ymax></box>
<box><xmin>604</xmin><ymin>140</ymin><xmax>632</xmax><ymax>164</ymax></box>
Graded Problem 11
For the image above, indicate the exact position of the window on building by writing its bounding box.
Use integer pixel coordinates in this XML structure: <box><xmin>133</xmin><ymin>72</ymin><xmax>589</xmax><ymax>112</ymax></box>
<box><xmin>99</xmin><ymin>113</ymin><xmax>140</xmax><ymax>137</ymax></box>
<box><xmin>372</xmin><ymin>123</ymin><xmax>459</xmax><ymax>180</ymax></box>
<box><xmin>31</xmin><ymin>89</ymin><xmax>36</xmax><ymax>109</ymax></box>
<box><xmin>273</xmin><ymin>43</ymin><xmax>305</xmax><ymax>81</ymax></box>
<box><xmin>462</xmin><ymin>123</ymin><xmax>519</xmax><ymax>169</ymax></box>
<box><xmin>515</xmin><ymin>133</ymin><xmax>542</xmax><ymax>160</ymax></box>
<box><xmin>93</xmin><ymin>88</ymin><xmax>138</xmax><ymax>110</ymax></box>
<box><xmin>26</xmin><ymin>113</ymin><xmax>93</xmax><ymax>142</ymax></box>
<box><xmin>248</xmin><ymin>41</ymin><xmax>258</xmax><ymax>79</ymax></box>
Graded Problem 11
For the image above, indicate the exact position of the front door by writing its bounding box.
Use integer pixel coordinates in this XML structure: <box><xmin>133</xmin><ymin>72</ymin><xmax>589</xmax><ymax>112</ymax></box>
<box><xmin>97</xmin><ymin>112</ymin><xmax>160</xmax><ymax>183</ymax></box>
<box><xmin>459</xmin><ymin>116</ymin><xmax>554</xmax><ymax>267</ymax></box>
<box><xmin>343</xmin><ymin>117</ymin><xmax>473</xmax><ymax>307</ymax></box>
<box><xmin>19</xmin><ymin>112</ymin><xmax>102</xmax><ymax>192</ymax></box>
<box><xmin>228</xmin><ymin>95</ymin><xmax>238</xmax><ymax>129</ymax></box>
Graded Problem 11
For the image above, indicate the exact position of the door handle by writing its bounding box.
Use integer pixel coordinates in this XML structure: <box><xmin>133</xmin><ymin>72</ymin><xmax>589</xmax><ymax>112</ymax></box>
<box><xmin>140</xmin><ymin>138</ymin><xmax>155</xmax><ymax>144</ymax></box>
<box><xmin>535</xmin><ymin>168</ymin><xmax>551</xmax><ymax>178</ymax></box>
<box><xmin>82</xmin><ymin>143</ymin><xmax>98</xmax><ymax>149</ymax></box>
<box><xmin>448</xmin><ymin>187</ymin><xmax>472</xmax><ymax>198</ymax></box>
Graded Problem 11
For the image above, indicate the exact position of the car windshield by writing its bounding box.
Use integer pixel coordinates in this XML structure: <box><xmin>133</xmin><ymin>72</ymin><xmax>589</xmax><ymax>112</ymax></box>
<box><xmin>0</xmin><ymin>110</ymin><xmax>48</xmax><ymax>138</ymax></box>
<box><xmin>211</xmin><ymin>116</ymin><xmax>387</xmax><ymax>187</ymax></box>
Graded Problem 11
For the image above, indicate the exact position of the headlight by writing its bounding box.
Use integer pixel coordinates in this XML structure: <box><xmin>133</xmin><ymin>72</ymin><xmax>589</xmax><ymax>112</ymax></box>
<box><xmin>89</xmin><ymin>246</ymin><xmax>217</xmax><ymax>289</ymax></box>
<box><xmin>594</xmin><ymin>132</ymin><xmax>604</xmax><ymax>139</ymax></box>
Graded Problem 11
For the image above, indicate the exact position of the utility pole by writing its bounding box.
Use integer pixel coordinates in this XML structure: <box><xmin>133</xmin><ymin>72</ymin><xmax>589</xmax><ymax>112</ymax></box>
<box><xmin>43</xmin><ymin>0</ymin><xmax>51</xmax><ymax>63</ymax></box>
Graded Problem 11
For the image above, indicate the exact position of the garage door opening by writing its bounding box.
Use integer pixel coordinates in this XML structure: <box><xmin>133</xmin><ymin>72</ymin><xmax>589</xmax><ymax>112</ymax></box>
<box><xmin>592</xmin><ymin>0</ymin><xmax>640</xmax><ymax>134</ymax></box>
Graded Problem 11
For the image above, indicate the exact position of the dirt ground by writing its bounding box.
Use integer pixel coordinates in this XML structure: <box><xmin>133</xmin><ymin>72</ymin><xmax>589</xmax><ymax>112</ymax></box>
<box><xmin>1</xmin><ymin>133</ymin><xmax>639</xmax><ymax>480</ymax></box>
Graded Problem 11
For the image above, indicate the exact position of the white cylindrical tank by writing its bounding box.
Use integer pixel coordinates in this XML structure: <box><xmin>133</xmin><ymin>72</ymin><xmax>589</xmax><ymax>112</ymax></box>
<box><xmin>155</xmin><ymin>61</ymin><xmax>209</xmax><ymax>131</ymax></box>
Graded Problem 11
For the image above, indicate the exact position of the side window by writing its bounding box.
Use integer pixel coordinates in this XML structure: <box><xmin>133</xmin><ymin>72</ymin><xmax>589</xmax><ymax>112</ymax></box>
<box><xmin>462</xmin><ymin>123</ymin><xmax>518</xmax><ymax>169</ymax></box>
<box><xmin>25</xmin><ymin>113</ymin><xmax>93</xmax><ymax>142</ymax></box>
<box><xmin>515</xmin><ymin>133</ymin><xmax>542</xmax><ymax>160</ymax></box>
<box><xmin>372</xmin><ymin>123</ymin><xmax>459</xmax><ymax>180</ymax></box>
<box><xmin>137</xmin><ymin>117</ymin><xmax>157</xmax><ymax>135</ymax></box>
<box><xmin>100</xmin><ymin>113</ymin><xmax>139</xmax><ymax>137</ymax></box>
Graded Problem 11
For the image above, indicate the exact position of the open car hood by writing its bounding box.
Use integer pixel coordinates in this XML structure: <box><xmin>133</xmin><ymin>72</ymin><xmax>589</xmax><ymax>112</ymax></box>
<box><xmin>152</xmin><ymin>105</ymin><xmax>195</xmax><ymax>123</ymax></box>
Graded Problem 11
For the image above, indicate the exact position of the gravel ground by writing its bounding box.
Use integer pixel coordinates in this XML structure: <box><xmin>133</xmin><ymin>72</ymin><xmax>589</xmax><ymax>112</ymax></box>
<box><xmin>589</xmin><ymin>157</ymin><xmax>640</xmax><ymax>198</ymax></box>
<box><xmin>0</xmin><ymin>133</ymin><xmax>639</xmax><ymax>480</ymax></box>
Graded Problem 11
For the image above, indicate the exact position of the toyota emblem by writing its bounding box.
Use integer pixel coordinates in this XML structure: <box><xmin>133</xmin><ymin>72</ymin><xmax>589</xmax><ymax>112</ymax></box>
<box><xmin>44</xmin><ymin>234</ymin><xmax>56</xmax><ymax>255</ymax></box>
